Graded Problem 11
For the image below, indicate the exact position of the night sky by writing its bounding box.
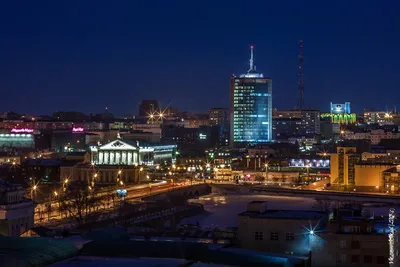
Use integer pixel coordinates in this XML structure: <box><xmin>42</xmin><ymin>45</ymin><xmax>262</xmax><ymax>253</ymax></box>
<box><xmin>1</xmin><ymin>1</ymin><xmax>399</xmax><ymax>116</ymax></box>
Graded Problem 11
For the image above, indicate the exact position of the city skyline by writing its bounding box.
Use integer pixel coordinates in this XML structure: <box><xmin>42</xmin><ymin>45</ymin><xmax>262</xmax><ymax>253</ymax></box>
<box><xmin>1</xmin><ymin>1</ymin><xmax>399</xmax><ymax>115</ymax></box>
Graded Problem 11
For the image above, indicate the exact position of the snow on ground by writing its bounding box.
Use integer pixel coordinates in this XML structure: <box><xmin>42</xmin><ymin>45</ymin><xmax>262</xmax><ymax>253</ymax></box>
<box><xmin>180</xmin><ymin>193</ymin><xmax>400</xmax><ymax>229</ymax></box>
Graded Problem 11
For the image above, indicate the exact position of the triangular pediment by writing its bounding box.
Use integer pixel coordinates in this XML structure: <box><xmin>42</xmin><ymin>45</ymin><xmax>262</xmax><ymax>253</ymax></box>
<box><xmin>99</xmin><ymin>140</ymin><xmax>138</xmax><ymax>150</ymax></box>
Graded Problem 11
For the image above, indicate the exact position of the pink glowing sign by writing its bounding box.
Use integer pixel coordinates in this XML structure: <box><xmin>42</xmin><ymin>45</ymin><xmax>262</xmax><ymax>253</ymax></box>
<box><xmin>72</xmin><ymin>127</ymin><xmax>85</xmax><ymax>133</ymax></box>
<box><xmin>11</xmin><ymin>128</ymin><xmax>34</xmax><ymax>133</ymax></box>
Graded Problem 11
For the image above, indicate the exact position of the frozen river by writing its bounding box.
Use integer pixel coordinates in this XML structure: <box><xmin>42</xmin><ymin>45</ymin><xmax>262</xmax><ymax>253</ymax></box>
<box><xmin>180</xmin><ymin>193</ymin><xmax>399</xmax><ymax>229</ymax></box>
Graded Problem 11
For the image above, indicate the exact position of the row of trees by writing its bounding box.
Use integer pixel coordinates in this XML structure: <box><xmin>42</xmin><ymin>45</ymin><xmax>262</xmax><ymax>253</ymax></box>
<box><xmin>40</xmin><ymin>182</ymin><xmax>121</xmax><ymax>226</ymax></box>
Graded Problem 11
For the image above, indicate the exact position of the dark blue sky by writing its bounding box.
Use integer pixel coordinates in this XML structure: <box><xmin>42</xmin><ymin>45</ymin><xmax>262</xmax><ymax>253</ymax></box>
<box><xmin>1</xmin><ymin>1</ymin><xmax>399</xmax><ymax>116</ymax></box>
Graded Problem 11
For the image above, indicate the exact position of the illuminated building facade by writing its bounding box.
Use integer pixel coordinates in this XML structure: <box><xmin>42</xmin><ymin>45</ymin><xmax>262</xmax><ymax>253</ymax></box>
<box><xmin>343</xmin><ymin>129</ymin><xmax>400</xmax><ymax>145</ymax></box>
<box><xmin>230</xmin><ymin>46</ymin><xmax>272</xmax><ymax>146</ymax></box>
<box><xmin>289</xmin><ymin>158</ymin><xmax>330</xmax><ymax>168</ymax></box>
<box><xmin>364</xmin><ymin>109</ymin><xmax>398</xmax><ymax>125</ymax></box>
<box><xmin>321</xmin><ymin>102</ymin><xmax>357</xmax><ymax>125</ymax></box>
<box><xmin>300</xmin><ymin>109</ymin><xmax>320</xmax><ymax>134</ymax></box>
<box><xmin>209</xmin><ymin>108</ymin><xmax>230</xmax><ymax>147</ymax></box>
<box><xmin>330</xmin><ymin>147</ymin><xmax>359</xmax><ymax>185</ymax></box>
<box><xmin>330</xmin><ymin>102</ymin><xmax>351</xmax><ymax>114</ymax></box>
<box><xmin>89</xmin><ymin>139</ymin><xmax>177</xmax><ymax>166</ymax></box>
<box><xmin>209</xmin><ymin>108</ymin><xmax>229</xmax><ymax>126</ymax></box>
<box><xmin>0</xmin><ymin>133</ymin><xmax>34</xmax><ymax>151</ymax></box>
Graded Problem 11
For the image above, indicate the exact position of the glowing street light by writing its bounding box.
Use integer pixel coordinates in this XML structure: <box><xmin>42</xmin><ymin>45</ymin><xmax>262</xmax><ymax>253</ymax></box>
<box><xmin>140</xmin><ymin>167</ymin><xmax>143</xmax><ymax>172</ymax></box>
<box><xmin>146</xmin><ymin>175</ymin><xmax>150</xmax><ymax>180</ymax></box>
<box><xmin>172</xmin><ymin>164</ymin><xmax>176</xmax><ymax>169</ymax></box>
<box><xmin>118</xmin><ymin>170</ymin><xmax>122</xmax><ymax>175</ymax></box>
<box><xmin>31</xmin><ymin>184</ymin><xmax>38</xmax><ymax>200</ymax></box>
<box><xmin>53</xmin><ymin>191</ymin><xmax>58</xmax><ymax>197</ymax></box>
<box><xmin>120</xmin><ymin>180</ymin><xmax>124</xmax><ymax>186</ymax></box>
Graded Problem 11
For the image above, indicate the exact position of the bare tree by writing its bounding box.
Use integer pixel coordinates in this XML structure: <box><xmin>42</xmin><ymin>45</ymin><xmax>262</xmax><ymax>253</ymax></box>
<box><xmin>59</xmin><ymin>188</ymin><xmax>101</xmax><ymax>225</ymax></box>
<box><xmin>312</xmin><ymin>198</ymin><xmax>332</xmax><ymax>212</ymax></box>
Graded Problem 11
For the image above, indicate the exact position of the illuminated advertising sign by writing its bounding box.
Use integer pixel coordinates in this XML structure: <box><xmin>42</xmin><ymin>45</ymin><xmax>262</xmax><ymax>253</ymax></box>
<box><xmin>330</xmin><ymin>102</ymin><xmax>351</xmax><ymax>114</ymax></box>
<box><xmin>10</xmin><ymin>128</ymin><xmax>34</xmax><ymax>133</ymax></box>
<box><xmin>72</xmin><ymin>127</ymin><xmax>85</xmax><ymax>133</ymax></box>
<box><xmin>199</xmin><ymin>133</ymin><xmax>207</xmax><ymax>140</ymax></box>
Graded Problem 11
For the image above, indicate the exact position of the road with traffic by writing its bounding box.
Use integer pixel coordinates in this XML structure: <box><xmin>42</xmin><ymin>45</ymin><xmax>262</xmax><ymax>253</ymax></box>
<box><xmin>34</xmin><ymin>180</ymin><xmax>200</xmax><ymax>225</ymax></box>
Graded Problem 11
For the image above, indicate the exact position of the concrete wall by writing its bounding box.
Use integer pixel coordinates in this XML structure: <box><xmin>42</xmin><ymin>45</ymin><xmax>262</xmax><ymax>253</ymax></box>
<box><xmin>237</xmin><ymin>215</ymin><xmax>321</xmax><ymax>256</ymax></box>
<box><xmin>355</xmin><ymin>165</ymin><xmax>392</xmax><ymax>187</ymax></box>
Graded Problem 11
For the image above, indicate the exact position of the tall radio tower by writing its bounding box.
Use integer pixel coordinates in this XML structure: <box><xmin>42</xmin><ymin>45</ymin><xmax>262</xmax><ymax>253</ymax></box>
<box><xmin>298</xmin><ymin>40</ymin><xmax>304</xmax><ymax>110</ymax></box>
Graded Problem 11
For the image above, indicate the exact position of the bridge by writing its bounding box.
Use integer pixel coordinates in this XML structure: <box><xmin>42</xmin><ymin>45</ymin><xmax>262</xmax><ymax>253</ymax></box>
<box><xmin>140</xmin><ymin>183</ymin><xmax>211</xmax><ymax>202</ymax></box>
<box><xmin>210</xmin><ymin>184</ymin><xmax>400</xmax><ymax>204</ymax></box>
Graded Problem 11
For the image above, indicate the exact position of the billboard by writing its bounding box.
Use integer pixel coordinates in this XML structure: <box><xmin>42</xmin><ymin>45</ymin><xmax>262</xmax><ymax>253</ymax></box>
<box><xmin>330</xmin><ymin>102</ymin><xmax>351</xmax><ymax>114</ymax></box>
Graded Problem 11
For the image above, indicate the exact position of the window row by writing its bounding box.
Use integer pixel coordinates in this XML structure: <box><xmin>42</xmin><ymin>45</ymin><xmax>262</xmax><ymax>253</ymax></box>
<box><xmin>254</xmin><ymin>232</ymin><xmax>294</xmax><ymax>241</ymax></box>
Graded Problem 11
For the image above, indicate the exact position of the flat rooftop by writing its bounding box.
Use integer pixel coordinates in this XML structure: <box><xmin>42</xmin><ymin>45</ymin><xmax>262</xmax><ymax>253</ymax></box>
<box><xmin>239</xmin><ymin>209</ymin><xmax>327</xmax><ymax>220</ymax></box>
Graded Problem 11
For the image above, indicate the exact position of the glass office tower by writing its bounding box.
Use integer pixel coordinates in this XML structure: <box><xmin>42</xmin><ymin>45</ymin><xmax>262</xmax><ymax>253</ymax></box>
<box><xmin>230</xmin><ymin>46</ymin><xmax>272</xmax><ymax>146</ymax></box>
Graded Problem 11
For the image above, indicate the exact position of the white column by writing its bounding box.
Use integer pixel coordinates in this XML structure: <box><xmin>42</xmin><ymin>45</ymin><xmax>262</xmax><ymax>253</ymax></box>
<box><xmin>122</xmin><ymin>152</ymin><xmax>127</xmax><ymax>165</ymax></box>
<box><xmin>127</xmin><ymin>152</ymin><xmax>132</xmax><ymax>165</ymax></box>
<box><xmin>110</xmin><ymin>152</ymin><xmax>115</xmax><ymax>164</ymax></box>
<box><xmin>99</xmin><ymin>152</ymin><xmax>104</xmax><ymax>164</ymax></box>
<box><xmin>104</xmin><ymin>152</ymin><xmax>109</xmax><ymax>164</ymax></box>
<box><xmin>115</xmin><ymin>152</ymin><xmax>120</xmax><ymax>165</ymax></box>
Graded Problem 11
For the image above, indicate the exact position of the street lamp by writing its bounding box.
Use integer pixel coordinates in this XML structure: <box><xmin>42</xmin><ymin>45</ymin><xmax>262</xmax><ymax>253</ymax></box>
<box><xmin>265</xmin><ymin>163</ymin><xmax>269</xmax><ymax>184</ymax></box>
<box><xmin>31</xmin><ymin>185</ymin><xmax>37</xmax><ymax>200</ymax></box>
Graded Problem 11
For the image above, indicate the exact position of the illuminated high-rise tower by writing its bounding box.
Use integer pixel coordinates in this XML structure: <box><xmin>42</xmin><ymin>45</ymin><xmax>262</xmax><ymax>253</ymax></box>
<box><xmin>230</xmin><ymin>46</ymin><xmax>272</xmax><ymax>146</ymax></box>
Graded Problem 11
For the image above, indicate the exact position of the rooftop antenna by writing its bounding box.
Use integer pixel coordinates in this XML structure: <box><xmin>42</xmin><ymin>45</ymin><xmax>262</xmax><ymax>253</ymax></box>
<box><xmin>249</xmin><ymin>45</ymin><xmax>255</xmax><ymax>72</ymax></box>
<box><xmin>298</xmin><ymin>40</ymin><xmax>304</xmax><ymax>110</ymax></box>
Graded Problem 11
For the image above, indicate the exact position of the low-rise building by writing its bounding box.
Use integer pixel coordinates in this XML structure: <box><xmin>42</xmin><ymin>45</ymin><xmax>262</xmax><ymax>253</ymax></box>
<box><xmin>214</xmin><ymin>168</ymin><xmax>243</xmax><ymax>181</ymax></box>
<box><xmin>0</xmin><ymin>179</ymin><xmax>35</xmax><ymax>236</ymax></box>
<box><xmin>343</xmin><ymin>129</ymin><xmax>400</xmax><ymax>145</ymax></box>
<box><xmin>238</xmin><ymin>201</ymin><xmax>328</xmax><ymax>264</ymax></box>
<box><xmin>237</xmin><ymin>202</ymin><xmax>399</xmax><ymax>267</ymax></box>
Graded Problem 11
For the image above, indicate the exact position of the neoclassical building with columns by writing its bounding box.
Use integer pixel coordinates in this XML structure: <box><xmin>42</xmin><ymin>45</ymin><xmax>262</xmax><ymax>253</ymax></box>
<box><xmin>89</xmin><ymin>139</ymin><xmax>177</xmax><ymax>166</ymax></box>
<box><xmin>60</xmin><ymin>139</ymin><xmax>176</xmax><ymax>185</ymax></box>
